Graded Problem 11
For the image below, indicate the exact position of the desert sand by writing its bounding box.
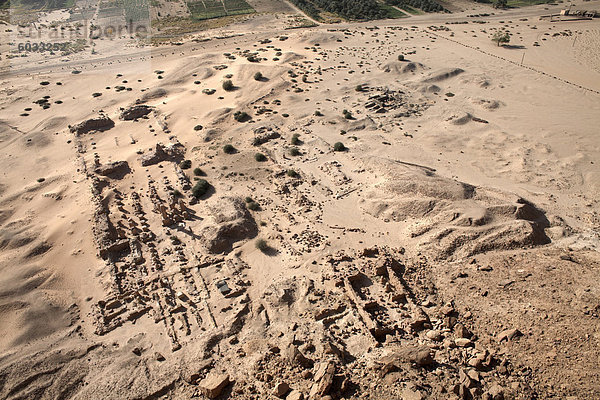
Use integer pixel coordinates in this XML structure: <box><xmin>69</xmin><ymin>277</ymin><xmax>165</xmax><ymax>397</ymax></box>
<box><xmin>0</xmin><ymin>0</ymin><xmax>600</xmax><ymax>398</ymax></box>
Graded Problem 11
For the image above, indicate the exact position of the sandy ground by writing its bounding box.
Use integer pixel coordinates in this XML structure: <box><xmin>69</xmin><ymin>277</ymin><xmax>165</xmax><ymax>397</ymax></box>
<box><xmin>0</xmin><ymin>1</ymin><xmax>600</xmax><ymax>399</ymax></box>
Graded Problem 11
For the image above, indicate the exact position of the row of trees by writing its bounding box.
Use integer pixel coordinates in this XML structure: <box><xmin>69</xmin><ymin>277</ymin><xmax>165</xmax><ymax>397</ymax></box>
<box><xmin>289</xmin><ymin>0</ymin><xmax>321</xmax><ymax>20</ymax></box>
<box><xmin>289</xmin><ymin>0</ymin><xmax>388</xmax><ymax>20</ymax></box>
<box><xmin>385</xmin><ymin>0</ymin><xmax>446</xmax><ymax>13</ymax></box>
<box><xmin>289</xmin><ymin>0</ymin><xmax>448</xmax><ymax>20</ymax></box>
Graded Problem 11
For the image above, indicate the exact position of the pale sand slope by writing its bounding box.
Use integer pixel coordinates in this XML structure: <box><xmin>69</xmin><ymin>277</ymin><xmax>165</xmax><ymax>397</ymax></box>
<box><xmin>0</xmin><ymin>4</ymin><xmax>599</xmax><ymax>399</ymax></box>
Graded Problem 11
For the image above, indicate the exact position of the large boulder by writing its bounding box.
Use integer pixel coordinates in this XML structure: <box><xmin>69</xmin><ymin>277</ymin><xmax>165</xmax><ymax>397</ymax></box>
<box><xmin>198</xmin><ymin>373</ymin><xmax>230</xmax><ymax>399</ymax></box>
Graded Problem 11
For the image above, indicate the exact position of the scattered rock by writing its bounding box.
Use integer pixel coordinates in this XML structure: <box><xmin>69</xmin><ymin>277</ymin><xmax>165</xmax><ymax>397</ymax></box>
<box><xmin>252</xmin><ymin>126</ymin><xmax>280</xmax><ymax>145</ymax></box>
<box><xmin>309</xmin><ymin>361</ymin><xmax>335</xmax><ymax>399</ymax></box>
<box><xmin>455</xmin><ymin>338</ymin><xmax>473</xmax><ymax>348</ymax></box>
<box><xmin>454</xmin><ymin>323</ymin><xmax>472</xmax><ymax>339</ymax></box>
<box><xmin>199</xmin><ymin>373</ymin><xmax>230</xmax><ymax>399</ymax></box>
<box><xmin>402</xmin><ymin>383</ymin><xmax>424</xmax><ymax>400</ymax></box>
<box><xmin>273</xmin><ymin>381</ymin><xmax>290</xmax><ymax>398</ymax></box>
<box><xmin>497</xmin><ymin>328</ymin><xmax>522</xmax><ymax>342</ymax></box>
<box><xmin>426</xmin><ymin>330</ymin><xmax>443</xmax><ymax>341</ymax></box>
<box><xmin>488</xmin><ymin>383</ymin><xmax>505</xmax><ymax>400</ymax></box>
<box><xmin>286</xmin><ymin>344</ymin><xmax>314</xmax><ymax>369</ymax></box>
<box><xmin>287</xmin><ymin>390</ymin><xmax>304</xmax><ymax>400</ymax></box>
<box><xmin>380</xmin><ymin>346</ymin><xmax>434</xmax><ymax>371</ymax></box>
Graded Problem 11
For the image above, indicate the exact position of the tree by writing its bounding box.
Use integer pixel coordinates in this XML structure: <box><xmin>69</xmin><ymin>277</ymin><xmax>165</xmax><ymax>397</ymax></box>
<box><xmin>333</xmin><ymin>142</ymin><xmax>346</xmax><ymax>152</ymax></box>
<box><xmin>493</xmin><ymin>0</ymin><xmax>507</xmax><ymax>8</ymax></box>
<box><xmin>222</xmin><ymin>80</ymin><xmax>234</xmax><ymax>91</ymax></box>
<box><xmin>492</xmin><ymin>31</ymin><xmax>510</xmax><ymax>46</ymax></box>
<box><xmin>192</xmin><ymin>179</ymin><xmax>210</xmax><ymax>198</ymax></box>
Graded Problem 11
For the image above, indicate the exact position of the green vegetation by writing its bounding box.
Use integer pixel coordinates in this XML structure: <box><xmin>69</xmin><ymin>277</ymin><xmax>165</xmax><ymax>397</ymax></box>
<box><xmin>291</xmin><ymin>134</ymin><xmax>301</xmax><ymax>145</ymax></box>
<box><xmin>343</xmin><ymin>109</ymin><xmax>353</xmax><ymax>119</ymax></box>
<box><xmin>333</xmin><ymin>142</ymin><xmax>346</xmax><ymax>152</ymax></box>
<box><xmin>8</xmin><ymin>0</ymin><xmax>74</xmax><ymax>11</ymax></box>
<box><xmin>290</xmin><ymin>147</ymin><xmax>301</xmax><ymax>156</ymax></box>
<box><xmin>399</xmin><ymin>4</ymin><xmax>424</xmax><ymax>14</ymax></box>
<box><xmin>233</xmin><ymin>111</ymin><xmax>250</xmax><ymax>122</ymax></box>
<box><xmin>398</xmin><ymin>54</ymin><xmax>405</xmax><ymax>61</ymax></box>
<box><xmin>193</xmin><ymin>167</ymin><xmax>205</xmax><ymax>176</ymax></box>
<box><xmin>505</xmin><ymin>0</ymin><xmax>551</xmax><ymax>7</ymax></box>
<box><xmin>151</xmin><ymin>15</ymin><xmax>250</xmax><ymax>44</ymax></box>
<box><xmin>187</xmin><ymin>0</ymin><xmax>254</xmax><ymax>20</ymax></box>
<box><xmin>124</xmin><ymin>0</ymin><xmax>149</xmax><ymax>23</ymax></box>
<box><xmin>247</xmin><ymin>201</ymin><xmax>261</xmax><ymax>211</ymax></box>
<box><xmin>180</xmin><ymin>159</ymin><xmax>192</xmax><ymax>169</ymax></box>
<box><xmin>254</xmin><ymin>153</ymin><xmax>267</xmax><ymax>162</ymax></box>
<box><xmin>222</xmin><ymin>79</ymin><xmax>234</xmax><ymax>91</ymax></box>
<box><xmin>492</xmin><ymin>30</ymin><xmax>510</xmax><ymax>46</ymax></box>
<box><xmin>385</xmin><ymin>0</ymin><xmax>445</xmax><ymax>12</ymax></box>
<box><xmin>192</xmin><ymin>179</ymin><xmax>210</xmax><ymax>198</ymax></box>
<box><xmin>255</xmin><ymin>238</ymin><xmax>269</xmax><ymax>252</ymax></box>
<box><xmin>287</xmin><ymin>0</ymin><xmax>320</xmax><ymax>20</ymax></box>
<box><xmin>288</xmin><ymin>0</ymin><xmax>403</xmax><ymax>21</ymax></box>
<box><xmin>379</xmin><ymin>3</ymin><xmax>409</xmax><ymax>18</ymax></box>
<box><xmin>223</xmin><ymin>144</ymin><xmax>236</xmax><ymax>154</ymax></box>
<box><xmin>254</xmin><ymin>72</ymin><xmax>263</xmax><ymax>81</ymax></box>
<box><xmin>286</xmin><ymin>169</ymin><xmax>299</xmax><ymax>178</ymax></box>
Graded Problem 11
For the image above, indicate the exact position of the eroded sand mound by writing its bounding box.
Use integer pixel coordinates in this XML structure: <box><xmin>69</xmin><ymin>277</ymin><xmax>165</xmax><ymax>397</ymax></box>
<box><xmin>471</xmin><ymin>98</ymin><xmax>503</xmax><ymax>110</ymax></box>
<box><xmin>382</xmin><ymin>61</ymin><xmax>426</xmax><ymax>74</ymax></box>
<box><xmin>69</xmin><ymin>114</ymin><xmax>114</xmax><ymax>135</ymax></box>
<box><xmin>199</xmin><ymin>196</ymin><xmax>258</xmax><ymax>254</ymax></box>
<box><xmin>362</xmin><ymin>159</ymin><xmax>551</xmax><ymax>260</ymax></box>
<box><xmin>422</xmin><ymin>67</ymin><xmax>464</xmax><ymax>82</ymax></box>
<box><xmin>139</xmin><ymin>87</ymin><xmax>168</xmax><ymax>102</ymax></box>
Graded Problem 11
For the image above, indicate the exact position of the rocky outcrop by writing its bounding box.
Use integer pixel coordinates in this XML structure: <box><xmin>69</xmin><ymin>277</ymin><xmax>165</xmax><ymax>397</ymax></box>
<box><xmin>120</xmin><ymin>105</ymin><xmax>152</xmax><ymax>121</ymax></box>
<box><xmin>139</xmin><ymin>142</ymin><xmax>185</xmax><ymax>166</ymax></box>
<box><xmin>94</xmin><ymin>161</ymin><xmax>130</xmax><ymax>178</ymax></box>
<box><xmin>199</xmin><ymin>197</ymin><xmax>258</xmax><ymax>254</ymax></box>
<box><xmin>251</xmin><ymin>126</ymin><xmax>280</xmax><ymax>146</ymax></box>
<box><xmin>70</xmin><ymin>115</ymin><xmax>114</xmax><ymax>135</ymax></box>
